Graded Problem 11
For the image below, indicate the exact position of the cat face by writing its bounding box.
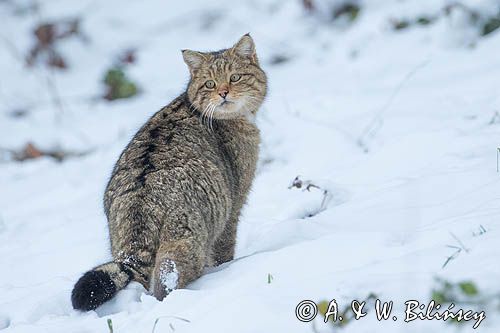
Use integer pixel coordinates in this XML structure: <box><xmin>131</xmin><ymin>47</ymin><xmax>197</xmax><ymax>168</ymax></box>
<box><xmin>183</xmin><ymin>34</ymin><xmax>267</xmax><ymax>122</ymax></box>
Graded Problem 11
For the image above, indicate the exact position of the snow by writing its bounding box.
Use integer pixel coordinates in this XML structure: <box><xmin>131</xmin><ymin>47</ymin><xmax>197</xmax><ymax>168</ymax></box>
<box><xmin>160</xmin><ymin>260</ymin><xmax>179</xmax><ymax>294</ymax></box>
<box><xmin>1</xmin><ymin>0</ymin><xmax>500</xmax><ymax>332</ymax></box>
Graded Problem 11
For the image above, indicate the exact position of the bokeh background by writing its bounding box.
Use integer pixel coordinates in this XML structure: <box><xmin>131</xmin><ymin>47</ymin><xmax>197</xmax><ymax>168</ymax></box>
<box><xmin>1</xmin><ymin>0</ymin><xmax>500</xmax><ymax>332</ymax></box>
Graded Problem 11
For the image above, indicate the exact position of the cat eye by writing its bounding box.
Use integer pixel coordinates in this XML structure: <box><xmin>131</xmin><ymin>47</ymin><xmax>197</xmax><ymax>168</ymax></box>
<box><xmin>230</xmin><ymin>74</ymin><xmax>241</xmax><ymax>82</ymax></box>
<box><xmin>205</xmin><ymin>80</ymin><xmax>216</xmax><ymax>89</ymax></box>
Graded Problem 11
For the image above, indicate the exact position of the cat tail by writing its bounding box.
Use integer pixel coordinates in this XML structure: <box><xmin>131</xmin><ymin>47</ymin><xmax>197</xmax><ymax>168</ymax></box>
<box><xmin>71</xmin><ymin>261</ymin><xmax>134</xmax><ymax>311</ymax></box>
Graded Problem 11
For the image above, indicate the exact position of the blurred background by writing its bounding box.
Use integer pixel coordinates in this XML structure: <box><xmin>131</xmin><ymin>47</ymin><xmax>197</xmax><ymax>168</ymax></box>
<box><xmin>1</xmin><ymin>0</ymin><xmax>500</xmax><ymax>332</ymax></box>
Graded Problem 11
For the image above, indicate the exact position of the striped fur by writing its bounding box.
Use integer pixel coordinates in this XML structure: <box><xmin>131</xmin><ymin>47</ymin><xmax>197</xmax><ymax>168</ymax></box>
<box><xmin>71</xmin><ymin>34</ymin><xmax>267</xmax><ymax>310</ymax></box>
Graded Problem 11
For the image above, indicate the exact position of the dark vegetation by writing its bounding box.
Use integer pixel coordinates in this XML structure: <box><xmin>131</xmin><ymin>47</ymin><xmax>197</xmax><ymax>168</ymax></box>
<box><xmin>389</xmin><ymin>2</ymin><xmax>500</xmax><ymax>36</ymax></box>
<box><xmin>301</xmin><ymin>0</ymin><xmax>500</xmax><ymax>37</ymax></box>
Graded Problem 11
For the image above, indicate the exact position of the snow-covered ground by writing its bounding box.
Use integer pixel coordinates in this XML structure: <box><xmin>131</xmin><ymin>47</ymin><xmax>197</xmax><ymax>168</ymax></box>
<box><xmin>1</xmin><ymin>0</ymin><xmax>500</xmax><ymax>332</ymax></box>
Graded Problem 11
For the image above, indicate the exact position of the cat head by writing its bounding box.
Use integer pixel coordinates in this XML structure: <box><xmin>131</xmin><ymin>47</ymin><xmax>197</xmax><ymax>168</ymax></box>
<box><xmin>182</xmin><ymin>34</ymin><xmax>267</xmax><ymax>122</ymax></box>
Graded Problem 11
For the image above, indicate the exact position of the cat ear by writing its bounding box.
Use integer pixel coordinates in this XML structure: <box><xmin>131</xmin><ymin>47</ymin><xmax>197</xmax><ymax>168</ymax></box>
<box><xmin>182</xmin><ymin>50</ymin><xmax>207</xmax><ymax>74</ymax></box>
<box><xmin>232</xmin><ymin>33</ymin><xmax>258</xmax><ymax>63</ymax></box>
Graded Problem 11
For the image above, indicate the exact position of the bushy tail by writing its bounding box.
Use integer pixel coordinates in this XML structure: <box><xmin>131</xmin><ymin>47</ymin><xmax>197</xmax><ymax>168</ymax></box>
<box><xmin>71</xmin><ymin>261</ymin><xmax>134</xmax><ymax>311</ymax></box>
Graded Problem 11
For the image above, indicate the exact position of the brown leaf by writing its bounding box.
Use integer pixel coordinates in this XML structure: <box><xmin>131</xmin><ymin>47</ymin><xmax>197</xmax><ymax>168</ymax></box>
<box><xmin>22</xmin><ymin>142</ymin><xmax>43</xmax><ymax>160</ymax></box>
<box><xmin>47</xmin><ymin>52</ymin><xmax>67</xmax><ymax>69</ymax></box>
<box><xmin>302</xmin><ymin>0</ymin><xmax>314</xmax><ymax>12</ymax></box>
<box><xmin>34</xmin><ymin>23</ymin><xmax>56</xmax><ymax>47</ymax></box>
<box><xmin>119</xmin><ymin>49</ymin><xmax>137</xmax><ymax>65</ymax></box>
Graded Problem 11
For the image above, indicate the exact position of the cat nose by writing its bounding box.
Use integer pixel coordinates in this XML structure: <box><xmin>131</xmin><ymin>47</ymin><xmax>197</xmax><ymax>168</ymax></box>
<box><xmin>218</xmin><ymin>87</ymin><xmax>229</xmax><ymax>99</ymax></box>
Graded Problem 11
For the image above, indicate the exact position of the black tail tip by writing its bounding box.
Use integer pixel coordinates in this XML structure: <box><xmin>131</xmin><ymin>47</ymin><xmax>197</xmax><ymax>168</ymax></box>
<box><xmin>71</xmin><ymin>270</ymin><xmax>117</xmax><ymax>311</ymax></box>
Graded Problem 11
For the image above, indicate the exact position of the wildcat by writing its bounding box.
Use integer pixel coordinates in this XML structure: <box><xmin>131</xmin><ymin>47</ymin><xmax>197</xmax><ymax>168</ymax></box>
<box><xmin>71</xmin><ymin>34</ymin><xmax>267</xmax><ymax>310</ymax></box>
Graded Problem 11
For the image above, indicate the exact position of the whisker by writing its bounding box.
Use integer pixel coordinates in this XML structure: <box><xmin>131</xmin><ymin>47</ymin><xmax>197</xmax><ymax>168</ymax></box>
<box><xmin>201</xmin><ymin>103</ymin><xmax>212</xmax><ymax>128</ymax></box>
<box><xmin>244</xmin><ymin>101</ymin><xmax>259</xmax><ymax>112</ymax></box>
<box><xmin>208</xmin><ymin>106</ymin><xmax>212</xmax><ymax>131</ymax></box>
<box><xmin>211</xmin><ymin>106</ymin><xmax>218</xmax><ymax>129</ymax></box>
<box><xmin>188</xmin><ymin>103</ymin><xmax>199</xmax><ymax>117</ymax></box>
<box><xmin>245</xmin><ymin>96</ymin><xmax>262</xmax><ymax>103</ymax></box>
<box><xmin>200</xmin><ymin>107</ymin><xmax>205</xmax><ymax>126</ymax></box>
<box><xmin>209</xmin><ymin>104</ymin><xmax>216</xmax><ymax>131</ymax></box>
